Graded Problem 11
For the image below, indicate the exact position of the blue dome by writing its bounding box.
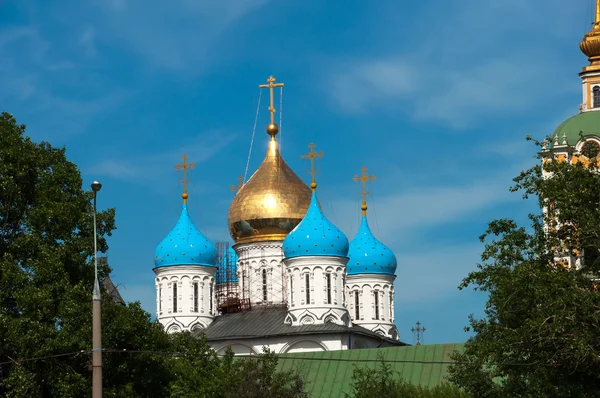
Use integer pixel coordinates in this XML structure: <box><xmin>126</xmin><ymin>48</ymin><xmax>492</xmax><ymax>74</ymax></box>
<box><xmin>216</xmin><ymin>246</ymin><xmax>239</xmax><ymax>283</ymax></box>
<box><xmin>283</xmin><ymin>192</ymin><xmax>349</xmax><ymax>258</ymax></box>
<box><xmin>347</xmin><ymin>216</ymin><xmax>397</xmax><ymax>275</ymax></box>
<box><xmin>154</xmin><ymin>204</ymin><xmax>217</xmax><ymax>267</ymax></box>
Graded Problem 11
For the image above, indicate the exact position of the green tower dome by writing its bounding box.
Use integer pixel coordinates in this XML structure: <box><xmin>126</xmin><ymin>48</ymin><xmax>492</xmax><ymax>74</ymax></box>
<box><xmin>552</xmin><ymin>111</ymin><xmax>600</xmax><ymax>146</ymax></box>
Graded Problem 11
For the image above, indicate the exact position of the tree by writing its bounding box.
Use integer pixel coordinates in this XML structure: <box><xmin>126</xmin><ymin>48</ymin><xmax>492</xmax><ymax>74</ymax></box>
<box><xmin>167</xmin><ymin>339</ymin><xmax>308</xmax><ymax>398</ymax></box>
<box><xmin>0</xmin><ymin>112</ymin><xmax>309</xmax><ymax>397</ymax></box>
<box><xmin>0</xmin><ymin>112</ymin><xmax>171</xmax><ymax>397</ymax></box>
<box><xmin>167</xmin><ymin>333</ymin><xmax>234</xmax><ymax>398</ymax></box>
<box><xmin>448</xmin><ymin>137</ymin><xmax>600</xmax><ymax>397</ymax></box>
<box><xmin>349</xmin><ymin>354</ymin><xmax>470</xmax><ymax>398</ymax></box>
<box><xmin>224</xmin><ymin>349</ymin><xmax>308</xmax><ymax>398</ymax></box>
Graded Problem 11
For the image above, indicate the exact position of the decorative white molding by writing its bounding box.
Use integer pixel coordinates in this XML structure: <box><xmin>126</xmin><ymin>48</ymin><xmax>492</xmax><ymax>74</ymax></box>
<box><xmin>283</xmin><ymin>256</ymin><xmax>350</xmax><ymax>327</ymax></box>
<box><xmin>154</xmin><ymin>265</ymin><xmax>217</xmax><ymax>333</ymax></box>
<box><xmin>346</xmin><ymin>274</ymin><xmax>398</xmax><ymax>340</ymax></box>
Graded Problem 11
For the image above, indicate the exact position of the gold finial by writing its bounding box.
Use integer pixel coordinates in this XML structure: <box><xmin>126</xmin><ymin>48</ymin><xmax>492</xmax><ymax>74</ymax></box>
<box><xmin>174</xmin><ymin>154</ymin><xmax>196</xmax><ymax>204</ymax></box>
<box><xmin>259</xmin><ymin>75</ymin><xmax>284</xmax><ymax>138</ymax></box>
<box><xmin>580</xmin><ymin>0</ymin><xmax>600</xmax><ymax>70</ymax></box>
<box><xmin>230</xmin><ymin>176</ymin><xmax>243</xmax><ymax>193</ymax></box>
<box><xmin>352</xmin><ymin>166</ymin><xmax>376</xmax><ymax>216</ymax></box>
<box><xmin>301</xmin><ymin>143</ymin><xmax>324</xmax><ymax>192</ymax></box>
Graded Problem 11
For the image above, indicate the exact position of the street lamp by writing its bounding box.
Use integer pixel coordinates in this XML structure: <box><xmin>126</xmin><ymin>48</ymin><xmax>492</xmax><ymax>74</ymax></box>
<box><xmin>91</xmin><ymin>180</ymin><xmax>102</xmax><ymax>398</ymax></box>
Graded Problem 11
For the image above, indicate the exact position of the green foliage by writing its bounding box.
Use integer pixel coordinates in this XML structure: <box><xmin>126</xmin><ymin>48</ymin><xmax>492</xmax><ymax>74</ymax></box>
<box><xmin>224</xmin><ymin>348</ymin><xmax>308</xmax><ymax>398</ymax></box>
<box><xmin>448</xmin><ymin>137</ymin><xmax>600</xmax><ymax>397</ymax></box>
<box><xmin>349</xmin><ymin>353</ymin><xmax>470</xmax><ymax>398</ymax></box>
<box><xmin>167</xmin><ymin>339</ymin><xmax>308</xmax><ymax>398</ymax></box>
<box><xmin>168</xmin><ymin>333</ymin><xmax>233</xmax><ymax>398</ymax></box>
<box><xmin>1</xmin><ymin>112</ymin><xmax>103</xmax><ymax>396</ymax></box>
<box><xmin>0</xmin><ymin>112</ymin><xmax>308</xmax><ymax>397</ymax></box>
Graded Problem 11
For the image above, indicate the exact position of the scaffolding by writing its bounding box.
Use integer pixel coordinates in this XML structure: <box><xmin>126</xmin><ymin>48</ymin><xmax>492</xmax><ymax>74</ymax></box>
<box><xmin>215</xmin><ymin>242</ymin><xmax>250</xmax><ymax>314</ymax></box>
<box><xmin>234</xmin><ymin>243</ymin><xmax>288</xmax><ymax>309</ymax></box>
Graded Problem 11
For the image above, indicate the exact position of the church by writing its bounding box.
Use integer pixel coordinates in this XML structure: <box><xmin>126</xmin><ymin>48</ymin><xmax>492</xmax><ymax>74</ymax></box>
<box><xmin>151</xmin><ymin>76</ymin><xmax>404</xmax><ymax>355</ymax></box>
<box><xmin>545</xmin><ymin>0</ymin><xmax>600</xmax><ymax>270</ymax></box>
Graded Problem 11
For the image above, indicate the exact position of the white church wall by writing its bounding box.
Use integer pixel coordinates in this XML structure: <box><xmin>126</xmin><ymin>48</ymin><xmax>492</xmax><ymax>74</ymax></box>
<box><xmin>154</xmin><ymin>265</ymin><xmax>217</xmax><ymax>333</ymax></box>
<box><xmin>210</xmin><ymin>333</ymin><xmax>349</xmax><ymax>356</ymax></box>
<box><xmin>234</xmin><ymin>241</ymin><xmax>287</xmax><ymax>306</ymax></box>
<box><xmin>346</xmin><ymin>274</ymin><xmax>398</xmax><ymax>340</ymax></box>
<box><xmin>284</xmin><ymin>256</ymin><xmax>350</xmax><ymax>326</ymax></box>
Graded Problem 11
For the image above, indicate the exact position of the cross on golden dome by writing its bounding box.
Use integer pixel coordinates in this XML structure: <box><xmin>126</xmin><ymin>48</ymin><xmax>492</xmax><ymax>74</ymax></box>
<box><xmin>353</xmin><ymin>166</ymin><xmax>376</xmax><ymax>216</ymax></box>
<box><xmin>301</xmin><ymin>143</ymin><xmax>324</xmax><ymax>192</ymax></box>
<box><xmin>174</xmin><ymin>154</ymin><xmax>196</xmax><ymax>203</ymax></box>
<box><xmin>259</xmin><ymin>75</ymin><xmax>284</xmax><ymax>137</ymax></box>
<box><xmin>230</xmin><ymin>176</ymin><xmax>243</xmax><ymax>193</ymax></box>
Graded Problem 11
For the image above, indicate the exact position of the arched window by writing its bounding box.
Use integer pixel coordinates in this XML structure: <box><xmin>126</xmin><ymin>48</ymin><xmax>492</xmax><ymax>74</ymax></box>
<box><xmin>289</xmin><ymin>275</ymin><xmax>294</xmax><ymax>306</ymax></box>
<box><xmin>209</xmin><ymin>282</ymin><xmax>213</xmax><ymax>314</ymax></box>
<box><xmin>158</xmin><ymin>284</ymin><xmax>162</xmax><ymax>314</ymax></box>
<box><xmin>582</xmin><ymin>140</ymin><xmax>600</xmax><ymax>159</ymax></box>
<box><xmin>354</xmin><ymin>290</ymin><xmax>360</xmax><ymax>320</ymax></box>
<box><xmin>173</xmin><ymin>282</ymin><xmax>178</xmax><ymax>313</ymax></box>
<box><xmin>262</xmin><ymin>269</ymin><xmax>268</xmax><ymax>302</ymax></box>
<box><xmin>374</xmin><ymin>290</ymin><xmax>380</xmax><ymax>320</ymax></box>
<box><xmin>594</xmin><ymin>86</ymin><xmax>600</xmax><ymax>108</ymax></box>
<box><xmin>305</xmin><ymin>273</ymin><xmax>311</xmax><ymax>304</ymax></box>
<box><xmin>326</xmin><ymin>273</ymin><xmax>332</xmax><ymax>304</ymax></box>
<box><xmin>193</xmin><ymin>282</ymin><xmax>199</xmax><ymax>313</ymax></box>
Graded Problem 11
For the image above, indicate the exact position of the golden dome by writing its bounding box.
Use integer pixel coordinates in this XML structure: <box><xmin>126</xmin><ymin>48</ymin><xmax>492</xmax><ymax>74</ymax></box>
<box><xmin>581</xmin><ymin>1</ymin><xmax>600</xmax><ymax>71</ymax></box>
<box><xmin>227</xmin><ymin>136</ymin><xmax>311</xmax><ymax>244</ymax></box>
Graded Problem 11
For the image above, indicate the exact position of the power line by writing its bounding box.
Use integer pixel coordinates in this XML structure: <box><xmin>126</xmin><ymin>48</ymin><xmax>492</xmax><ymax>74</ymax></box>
<box><xmin>0</xmin><ymin>351</ymin><xmax>87</xmax><ymax>366</ymax></box>
<box><xmin>0</xmin><ymin>348</ymin><xmax>562</xmax><ymax>368</ymax></box>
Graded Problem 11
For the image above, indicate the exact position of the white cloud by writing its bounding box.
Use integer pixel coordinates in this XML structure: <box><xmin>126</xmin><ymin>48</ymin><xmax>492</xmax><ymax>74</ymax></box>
<box><xmin>89</xmin><ymin>160</ymin><xmax>138</xmax><ymax>179</ymax></box>
<box><xmin>329</xmin><ymin>170</ymin><xmax>519</xmax><ymax>242</ymax></box>
<box><xmin>88</xmin><ymin>0</ymin><xmax>270</xmax><ymax>72</ymax></box>
<box><xmin>87</xmin><ymin>130</ymin><xmax>237</xmax><ymax>183</ymax></box>
<box><xmin>0</xmin><ymin>25</ymin><xmax>131</xmax><ymax>138</ymax></box>
<box><xmin>79</xmin><ymin>25</ymin><xmax>97</xmax><ymax>58</ymax></box>
<box><xmin>330</xmin><ymin>53</ymin><xmax>569</xmax><ymax>128</ymax></box>
<box><xmin>394</xmin><ymin>243</ymin><xmax>482</xmax><ymax>306</ymax></box>
<box><xmin>326</xmin><ymin>0</ymin><xmax>582</xmax><ymax>128</ymax></box>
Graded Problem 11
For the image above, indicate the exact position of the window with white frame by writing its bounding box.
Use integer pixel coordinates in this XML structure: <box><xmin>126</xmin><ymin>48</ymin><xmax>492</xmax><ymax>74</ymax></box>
<box><xmin>374</xmin><ymin>290</ymin><xmax>380</xmax><ymax>320</ymax></box>
<box><xmin>262</xmin><ymin>269</ymin><xmax>268</xmax><ymax>302</ymax></box>
<box><xmin>326</xmin><ymin>273</ymin><xmax>332</xmax><ymax>304</ymax></box>
<box><xmin>172</xmin><ymin>282</ymin><xmax>178</xmax><ymax>313</ymax></box>
<box><xmin>158</xmin><ymin>284</ymin><xmax>162</xmax><ymax>314</ymax></box>
<box><xmin>290</xmin><ymin>275</ymin><xmax>294</xmax><ymax>306</ymax></box>
<box><xmin>193</xmin><ymin>282</ymin><xmax>199</xmax><ymax>312</ymax></box>
<box><xmin>305</xmin><ymin>273</ymin><xmax>310</xmax><ymax>304</ymax></box>
<box><xmin>209</xmin><ymin>282</ymin><xmax>213</xmax><ymax>314</ymax></box>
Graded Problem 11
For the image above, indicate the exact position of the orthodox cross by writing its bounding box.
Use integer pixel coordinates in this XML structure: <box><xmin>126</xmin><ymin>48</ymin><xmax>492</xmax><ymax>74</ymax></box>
<box><xmin>230</xmin><ymin>176</ymin><xmax>243</xmax><ymax>193</ymax></box>
<box><xmin>174</xmin><ymin>154</ymin><xmax>196</xmax><ymax>203</ymax></box>
<box><xmin>411</xmin><ymin>321</ymin><xmax>426</xmax><ymax>346</ymax></box>
<box><xmin>353</xmin><ymin>166</ymin><xmax>376</xmax><ymax>215</ymax></box>
<box><xmin>353</xmin><ymin>166</ymin><xmax>376</xmax><ymax>198</ymax></box>
<box><xmin>259</xmin><ymin>75</ymin><xmax>284</xmax><ymax>125</ymax></box>
<box><xmin>301</xmin><ymin>143</ymin><xmax>324</xmax><ymax>191</ymax></box>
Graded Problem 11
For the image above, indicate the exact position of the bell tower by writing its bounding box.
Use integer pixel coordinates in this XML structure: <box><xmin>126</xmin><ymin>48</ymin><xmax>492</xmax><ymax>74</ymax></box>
<box><xmin>579</xmin><ymin>0</ymin><xmax>600</xmax><ymax>112</ymax></box>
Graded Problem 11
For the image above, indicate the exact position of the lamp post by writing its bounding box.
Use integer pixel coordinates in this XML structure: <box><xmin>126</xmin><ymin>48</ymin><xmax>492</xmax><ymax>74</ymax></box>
<box><xmin>91</xmin><ymin>180</ymin><xmax>102</xmax><ymax>398</ymax></box>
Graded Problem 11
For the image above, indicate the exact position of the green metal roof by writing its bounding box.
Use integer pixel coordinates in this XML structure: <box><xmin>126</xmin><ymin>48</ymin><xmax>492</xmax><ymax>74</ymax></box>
<box><xmin>552</xmin><ymin>111</ymin><xmax>600</xmax><ymax>146</ymax></box>
<box><xmin>277</xmin><ymin>343</ymin><xmax>465</xmax><ymax>398</ymax></box>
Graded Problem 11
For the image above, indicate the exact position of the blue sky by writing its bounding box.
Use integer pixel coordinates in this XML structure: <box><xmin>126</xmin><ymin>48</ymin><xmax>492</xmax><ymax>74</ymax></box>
<box><xmin>1</xmin><ymin>0</ymin><xmax>594</xmax><ymax>344</ymax></box>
